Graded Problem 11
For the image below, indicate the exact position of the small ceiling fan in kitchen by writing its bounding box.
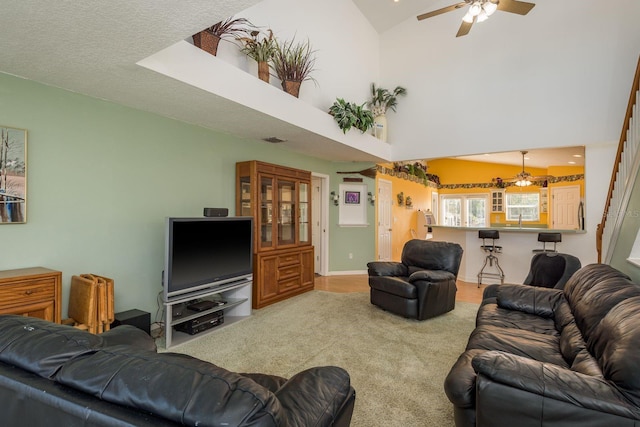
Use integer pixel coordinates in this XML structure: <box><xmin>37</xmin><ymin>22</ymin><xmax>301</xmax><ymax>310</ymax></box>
<box><xmin>507</xmin><ymin>151</ymin><xmax>553</xmax><ymax>187</ymax></box>
<box><xmin>416</xmin><ymin>0</ymin><xmax>535</xmax><ymax>37</ymax></box>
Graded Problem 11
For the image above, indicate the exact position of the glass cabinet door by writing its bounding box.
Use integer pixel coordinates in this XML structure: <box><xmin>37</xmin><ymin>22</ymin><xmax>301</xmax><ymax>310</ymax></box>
<box><xmin>299</xmin><ymin>182</ymin><xmax>309</xmax><ymax>244</ymax></box>
<box><xmin>278</xmin><ymin>179</ymin><xmax>295</xmax><ymax>246</ymax></box>
<box><xmin>240</xmin><ymin>177</ymin><xmax>252</xmax><ymax>216</ymax></box>
<box><xmin>260</xmin><ymin>175</ymin><xmax>274</xmax><ymax>249</ymax></box>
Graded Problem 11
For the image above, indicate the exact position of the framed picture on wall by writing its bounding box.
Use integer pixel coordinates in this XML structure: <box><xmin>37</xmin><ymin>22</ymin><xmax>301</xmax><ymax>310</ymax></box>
<box><xmin>344</xmin><ymin>191</ymin><xmax>361</xmax><ymax>205</ymax></box>
<box><xmin>0</xmin><ymin>126</ymin><xmax>27</xmax><ymax>224</ymax></box>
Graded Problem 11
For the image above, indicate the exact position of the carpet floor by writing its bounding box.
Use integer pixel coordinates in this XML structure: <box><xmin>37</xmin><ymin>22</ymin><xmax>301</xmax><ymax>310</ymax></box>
<box><xmin>168</xmin><ymin>291</ymin><xmax>478</xmax><ymax>427</ymax></box>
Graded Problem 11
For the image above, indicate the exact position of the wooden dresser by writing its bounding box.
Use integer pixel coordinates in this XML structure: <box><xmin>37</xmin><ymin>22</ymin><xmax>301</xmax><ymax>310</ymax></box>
<box><xmin>0</xmin><ymin>267</ymin><xmax>62</xmax><ymax>323</ymax></box>
<box><xmin>236</xmin><ymin>161</ymin><xmax>314</xmax><ymax>308</ymax></box>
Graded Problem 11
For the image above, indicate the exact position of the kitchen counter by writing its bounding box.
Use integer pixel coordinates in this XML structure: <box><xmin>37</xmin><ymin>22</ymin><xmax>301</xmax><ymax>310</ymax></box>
<box><xmin>431</xmin><ymin>225</ymin><xmax>586</xmax><ymax>234</ymax></box>
<box><xmin>430</xmin><ymin>226</ymin><xmax>586</xmax><ymax>285</ymax></box>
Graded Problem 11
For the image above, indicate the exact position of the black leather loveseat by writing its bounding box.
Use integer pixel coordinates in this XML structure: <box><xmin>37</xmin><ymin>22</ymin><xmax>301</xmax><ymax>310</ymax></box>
<box><xmin>0</xmin><ymin>315</ymin><xmax>355</xmax><ymax>427</ymax></box>
<box><xmin>444</xmin><ymin>263</ymin><xmax>640</xmax><ymax>426</ymax></box>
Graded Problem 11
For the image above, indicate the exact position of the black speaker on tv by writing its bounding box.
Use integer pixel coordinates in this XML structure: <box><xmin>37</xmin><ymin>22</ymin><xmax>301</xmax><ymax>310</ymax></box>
<box><xmin>203</xmin><ymin>208</ymin><xmax>228</xmax><ymax>217</ymax></box>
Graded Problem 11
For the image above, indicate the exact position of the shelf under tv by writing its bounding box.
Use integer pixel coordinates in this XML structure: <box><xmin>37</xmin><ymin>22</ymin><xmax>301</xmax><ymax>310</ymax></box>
<box><xmin>163</xmin><ymin>279</ymin><xmax>252</xmax><ymax>349</ymax></box>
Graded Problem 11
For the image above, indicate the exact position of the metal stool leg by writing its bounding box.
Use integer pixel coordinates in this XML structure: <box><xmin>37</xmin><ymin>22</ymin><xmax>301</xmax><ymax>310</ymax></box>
<box><xmin>478</xmin><ymin>252</ymin><xmax>505</xmax><ymax>287</ymax></box>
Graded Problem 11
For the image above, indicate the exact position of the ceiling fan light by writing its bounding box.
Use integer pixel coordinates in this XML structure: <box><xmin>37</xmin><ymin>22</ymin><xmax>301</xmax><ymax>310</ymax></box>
<box><xmin>477</xmin><ymin>10</ymin><xmax>488</xmax><ymax>22</ymax></box>
<box><xmin>462</xmin><ymin>11</ymin><xmax>474</xmax><ymax>23</ymax></box>
<box><xmin>483</xmin><ymin>2</ymin><xmax>498</xmax><ymax>16</ymax></box>
<box><xmin>515</xmin><ymin>179</ymin><xmax>532</xmax><ymax>187</ymax></box>
<box><xmin>469</xmin><ymin>2</ymin><xmax>482</xmax><ymax>16</ymax></box>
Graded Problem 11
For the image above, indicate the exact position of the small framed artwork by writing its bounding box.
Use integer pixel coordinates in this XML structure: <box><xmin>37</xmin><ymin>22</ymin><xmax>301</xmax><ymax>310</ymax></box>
<box><xmin>0</xmin><ymin>126</ymin><xmax>27</xmax><ymax>224</ymax></box>
<box><xmin>344</xmin><ymin>191</ymin><xmax>361</xmax><ymax>205</ymax></box>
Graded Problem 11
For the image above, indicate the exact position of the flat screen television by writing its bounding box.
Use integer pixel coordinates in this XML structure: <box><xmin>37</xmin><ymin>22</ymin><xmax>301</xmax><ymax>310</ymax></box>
<box><xmin>163</xmin><ymin>216</ymin><xmax>254</xmax><ymax>301</ymax></box>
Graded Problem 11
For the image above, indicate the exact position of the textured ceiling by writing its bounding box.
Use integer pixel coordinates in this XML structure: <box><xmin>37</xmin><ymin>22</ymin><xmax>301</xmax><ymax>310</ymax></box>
<box><xmin>0</xmin><ymin>0</ymin><xmax>395</xmax><ymax>162</ymax></box>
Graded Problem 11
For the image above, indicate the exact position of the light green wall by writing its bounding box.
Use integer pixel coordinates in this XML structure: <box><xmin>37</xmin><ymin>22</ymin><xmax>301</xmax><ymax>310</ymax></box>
<box><xmin>0</xmin><ymin>73</ymin><xmax>375</xmax><ymax>317</ymax></box>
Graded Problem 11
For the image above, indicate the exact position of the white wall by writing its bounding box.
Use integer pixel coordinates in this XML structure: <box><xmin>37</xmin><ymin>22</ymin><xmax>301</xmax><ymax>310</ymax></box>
<box><xmin>217</xmin><ymin>0</ymin><xmax>381</xmax><ymax>112</ymax></box>
<box><xmin>378</xmin><ymin>0</ymin><xmax>640</xmax><ymax>160</ymax></box>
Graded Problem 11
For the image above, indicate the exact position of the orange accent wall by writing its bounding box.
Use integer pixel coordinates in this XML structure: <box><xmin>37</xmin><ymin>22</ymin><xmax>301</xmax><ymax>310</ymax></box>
<box><xmin>377</xmin><ymin>171</ymin><xmax>434</xmax><ymax>261</ymax></box>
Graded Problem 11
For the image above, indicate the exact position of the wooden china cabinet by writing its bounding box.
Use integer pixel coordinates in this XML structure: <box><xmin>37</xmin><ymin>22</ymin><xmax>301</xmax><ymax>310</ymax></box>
<box><xmin>236</xmin><ymin>161</ymin><xmax>314</xmax><ymax>309</ymax></box>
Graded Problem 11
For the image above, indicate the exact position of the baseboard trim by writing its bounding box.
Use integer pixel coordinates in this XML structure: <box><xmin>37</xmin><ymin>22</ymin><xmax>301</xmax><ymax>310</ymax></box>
<box><xmin>326</xmin><ymin>270</ymin><xmax>368</xmax><ymax>276</ymax></box>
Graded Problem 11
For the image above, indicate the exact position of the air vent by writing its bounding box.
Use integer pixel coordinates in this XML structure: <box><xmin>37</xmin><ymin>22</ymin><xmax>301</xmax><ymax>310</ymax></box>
<box><xmin>262</xmin><ymin>137</ymin><xmax>286</xmax><ymax>143</ymax></box>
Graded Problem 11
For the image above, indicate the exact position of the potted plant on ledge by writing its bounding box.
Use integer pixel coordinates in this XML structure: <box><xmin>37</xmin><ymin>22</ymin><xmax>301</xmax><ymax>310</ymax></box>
<box><xmin>367</xmin><ymin>83</ymin><xmax>407</xmax><ymax>142</ymax></box>
<box><xmin>192</xmin><ymin>17</ymin><xmax>253</xmax><ymax>56</ymax></box>
<box><xmin>328</xmin><ymin>98</ymin><xmax>374</xmax><ymax>134</ymax></box>
<box><xmin>237</xmin><ymin>29</ymin><xmax>276</xmax><ymax>83</ymax></box>
<box><xmin>271</xmin><ymin>37</ymin><xmax>316</xmax><ymax>98</ymax></box>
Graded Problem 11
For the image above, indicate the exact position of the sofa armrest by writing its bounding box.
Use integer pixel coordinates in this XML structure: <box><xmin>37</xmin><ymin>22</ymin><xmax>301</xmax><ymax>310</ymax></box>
<box><xmin>408</xmin><ymin>270</ymin><xmax>455</xmax><ymax>283</ymax></box>
<box><xmin>367</xmin><ymin>261</ymin><xmax>407</xmax><ymax>277</ymax></box>
<box><xmin>275</xmin><ymin>366</ymin><xmax>354</xmax><ymax>427</ymax></box>
<box><xmin>496</xmin><ymin>284</ymin><xmax>563</xmax><ymax>318</ymax></box>
<box><xmin>472</xmin><ymin>351</ymin><xmax>640</xmax><ymax>419</ymax></box>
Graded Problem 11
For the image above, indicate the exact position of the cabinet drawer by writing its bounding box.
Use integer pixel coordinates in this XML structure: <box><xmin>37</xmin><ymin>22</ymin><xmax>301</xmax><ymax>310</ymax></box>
<box><xmin>0</xmin><ymin>280</ymin><xmax>55</xmax><ymax>308</ymax></box>
<box><xmin>278</xmin><ymin>277</ymin><xmax>301</xmax><ymax>292</ymax></box>
<box><xmin>278</xmin><ymin>264</ymin><xmax>301</xmax><ymax>281</ymax></box>
<box><xmin>278</xmin><ymin>253</ymin><xmax>300</xmax><ymax>267</ymax></box>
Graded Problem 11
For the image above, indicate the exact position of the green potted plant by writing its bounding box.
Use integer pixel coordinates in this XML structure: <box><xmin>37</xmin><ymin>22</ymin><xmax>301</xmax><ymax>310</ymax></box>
<box><xmin>192</xmin><ymin>17</ymin><xmax>253</xmax><ymax>56</ymax></box>
<box><xmin>328</xmin><ymin>98</ymin><xmax>374</xmax><ymax>134</ymax></box>
<box><xmin>237</xmin><ymin>29</ymin><xmax>276</xmax><ymax>83</ymax></box>
<box><xmin>367</xmin><ymin>83</ymin><xmax>407</xmax><ymax>142</ymax></box>
<box><xmin>271</xmin><ymin>37</ymin><xmax>316</xmax><ymax>98</ymax></box>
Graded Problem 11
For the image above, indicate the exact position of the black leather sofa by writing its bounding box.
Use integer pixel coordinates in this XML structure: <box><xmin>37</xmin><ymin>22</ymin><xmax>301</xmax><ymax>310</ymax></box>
<box><xmin>367</xmin><ymin>240</ymin><xmax>463</xmax><ymax>320</ymax></box>
<box><xmin>444</xmin><ymin>263</ymin><xmax>640</xmax><ymax>426</ymax></box>
<box><xmin>0</xmin><ymin>315</ymin><xmax>355</xmax><ymax>427</ymax></box>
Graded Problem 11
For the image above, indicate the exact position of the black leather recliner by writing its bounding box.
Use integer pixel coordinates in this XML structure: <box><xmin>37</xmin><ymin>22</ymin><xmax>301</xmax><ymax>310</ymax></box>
<box><xmin>523</xmin><ymin>252</ymin><xmax>582</xmax><ymax>289</ymax></box>
<box><xmin>367</xmin><ymin>239</ymin><xmax>463</xmax><ymax>320</ymax></box>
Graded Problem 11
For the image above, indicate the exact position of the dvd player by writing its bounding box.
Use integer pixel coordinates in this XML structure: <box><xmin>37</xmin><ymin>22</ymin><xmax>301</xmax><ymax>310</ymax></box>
<box><xmin>174</xmin><ymin>311</ymin><xmax>224</xmax><ymax>335</ymax></box>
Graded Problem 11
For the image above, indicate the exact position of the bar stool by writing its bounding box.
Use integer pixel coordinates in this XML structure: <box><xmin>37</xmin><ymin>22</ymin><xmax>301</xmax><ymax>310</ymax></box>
<box><xmin>478</xmin><ymin>230</ymin><xmax>505</xmax><ymax>287</ymax></box>
<box><xmin>533</xmin><ymin>232</ymin><xmax>561</xmax><ymax>253</ymax></box>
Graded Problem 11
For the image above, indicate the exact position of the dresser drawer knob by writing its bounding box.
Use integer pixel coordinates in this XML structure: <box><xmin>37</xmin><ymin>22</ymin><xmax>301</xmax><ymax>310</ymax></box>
<box><xmin>25</xmin><ymin>290</ymin><xmax>33</xmax><ymax>295</ymax></box>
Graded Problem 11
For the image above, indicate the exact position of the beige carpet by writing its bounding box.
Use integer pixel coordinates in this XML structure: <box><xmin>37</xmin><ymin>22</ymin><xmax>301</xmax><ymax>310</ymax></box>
<box><xmin>167</xmin><ymin>291</ymin><xmax>478</xmax><ymax>427</ymax></box>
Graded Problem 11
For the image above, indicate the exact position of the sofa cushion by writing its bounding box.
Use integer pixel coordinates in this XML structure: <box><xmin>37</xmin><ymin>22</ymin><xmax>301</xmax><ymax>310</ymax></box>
<box><xmin>57</xmin><ymin>347</ymin><xmax>283</xmax><ymax>427</ymax></box>
<box><xmin>368</xmin><ymin>276</ymin><xmax>416</xmax><ymax>298</ymax></box>
<box><xmin>0</xmin><ymin>315</ymin><xmax>103</xmax><ymax>379</ymax></box>
<box><xmin>564</xmin><ymin>264</ymin><xmax>640</xmax><ymax>341</ymax></box>
<box><xmin>496</xmin><ymin>284</ymin><xmax>563</xmax><ymax>318</ymax></box>
<box><xmin>401</xmin><ymin>240</ymin><xmax>463</xmax><ymax>276</ymax></box>
<box><xmin>466</xmin><ymin>325</ymin><xmax>568</xmax><ymax>368</ymax></box>
<box><xmin>476</xmin><ymin>303</ymin><xmax>559</xmax><ymax>336</ymax></box>
<box><xmin>559</xmin><ymin>321</ymin><xmax>586</xmax><ymax>365</ymax></box>
<box><xmin>571</xmin><ymin>348</ymin><xmax>604</xmax><ymax>378</ymax></box>
<box><xmin>587</xmin><ymin>296</ymin><xmax>640</xmax><ymax>405</ymax></box>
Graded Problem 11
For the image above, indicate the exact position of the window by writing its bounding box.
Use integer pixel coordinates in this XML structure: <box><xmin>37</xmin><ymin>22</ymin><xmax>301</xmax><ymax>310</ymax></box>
<box><xmin>506</xmin><ymin>192</ymin><xmax>540</xmax><ymax>221</ymax></box>
<box><xmin>441</xmin><ymin>194</ymin><xmax>488</xmax><ymax>227</ymax></box>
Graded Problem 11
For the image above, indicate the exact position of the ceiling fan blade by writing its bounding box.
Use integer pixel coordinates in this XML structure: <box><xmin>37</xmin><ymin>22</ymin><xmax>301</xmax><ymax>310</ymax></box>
<box><xmin>497</xmin><ymin>0</ymin><xmax>536</xmax><ymax>15</ymax></box>
<box><xmin>417</xmin><ymin>2</ymin><xmax>468</xmax><ymax>21</ymax></box>
<box><xmin>456</xmin><ymin>19</ymin><xmax>474</xmax><ymax>37</ymax></box>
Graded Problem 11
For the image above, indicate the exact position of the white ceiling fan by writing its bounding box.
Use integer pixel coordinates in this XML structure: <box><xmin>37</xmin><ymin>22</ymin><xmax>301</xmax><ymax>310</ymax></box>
<box><xmin>506</xmin><ymin>151</ymin><xmax>554</xmax><ymax>186</ymax></box>
<box><xmin>417</xmin><ymin>0</ymin><xmax>535</xmax><ymax>37</ymax></box>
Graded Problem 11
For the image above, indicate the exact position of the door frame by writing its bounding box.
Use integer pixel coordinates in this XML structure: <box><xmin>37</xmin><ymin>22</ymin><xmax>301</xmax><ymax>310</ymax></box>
<box><xmin>311</xmin><ymin>172</ymin><xmax>329</xmax><ymax>276</ymax></box>
<box><xmin>377</xmin><ymin>178</ymin><xmax>393</xmax><ymax>261</ymax></box>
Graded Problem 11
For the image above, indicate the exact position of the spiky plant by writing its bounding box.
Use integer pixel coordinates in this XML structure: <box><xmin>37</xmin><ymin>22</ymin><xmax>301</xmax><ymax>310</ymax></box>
<box><xmin>204</xmin><ymin>17</ymin><xmax>253</xmax><ymax>39</ymax></box>
<box><xmin>368</xmin><ymin>83</ymin><xmax>407</xmax><ymax>116</ymax></box>
<box><xmin>237</xmin><ymin>29</ymin><xmax>276</xmax><ymax>62</ymax></box>
<box><xmin>271</xmin><ymin>37</ymin><xmax>316</xmax><ymax>83</ymax></box>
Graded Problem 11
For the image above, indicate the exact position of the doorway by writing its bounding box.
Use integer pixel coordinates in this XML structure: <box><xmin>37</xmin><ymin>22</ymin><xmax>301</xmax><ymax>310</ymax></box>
<box><xmin>312</xmin><ymin>173</ymin><xmax>329</xmax><ymax>275</ymax></box>
<box><xmin>377</xmin><ymin>179</ymin><xmax>392</xmax><ymax>260</ymax></box>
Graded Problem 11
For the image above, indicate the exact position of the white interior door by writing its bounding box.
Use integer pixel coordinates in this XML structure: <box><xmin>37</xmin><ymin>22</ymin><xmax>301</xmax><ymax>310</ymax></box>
<box><xmin>377</xmin><ymin>179</ymin><xmax>392</xmax><ymax>260</ymax></box>
<box><xmin>551</xmin><ymin>185</ymin><xmax>580</xmax><ymax>229</ymax></box>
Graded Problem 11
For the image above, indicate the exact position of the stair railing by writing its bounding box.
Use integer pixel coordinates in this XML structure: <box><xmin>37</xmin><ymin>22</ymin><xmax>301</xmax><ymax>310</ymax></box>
<box><xmin>597</xmin><ymin>55</ymin><xmax>640</xmax><ymax>263</ymax></box>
